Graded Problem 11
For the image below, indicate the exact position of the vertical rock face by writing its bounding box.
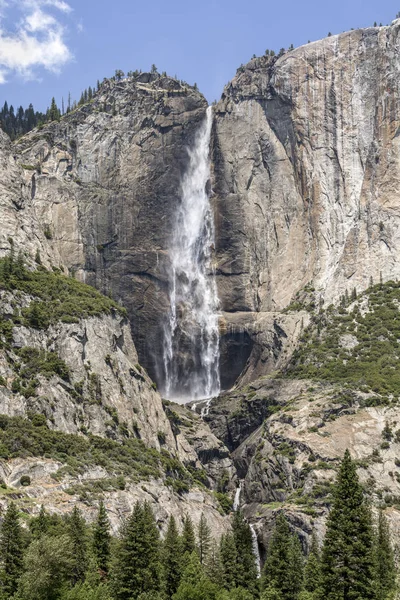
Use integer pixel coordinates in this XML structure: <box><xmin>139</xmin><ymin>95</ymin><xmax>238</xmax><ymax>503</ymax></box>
<box><xmin>15</xmin><ymin>75</ymin><xmax>208</xmax><ymax>382</ymax></box>
<box><xmin>213</xmin><ymin>21</ymin><xmax>400</xmax><ymax>315</ymax></box>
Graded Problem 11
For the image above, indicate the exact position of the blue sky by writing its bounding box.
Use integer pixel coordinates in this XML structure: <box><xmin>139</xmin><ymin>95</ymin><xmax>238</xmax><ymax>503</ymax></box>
<box><xmin>1</xmin><ymin>0</ymin><xmax>400</xmax><ymax>112</ymax></box>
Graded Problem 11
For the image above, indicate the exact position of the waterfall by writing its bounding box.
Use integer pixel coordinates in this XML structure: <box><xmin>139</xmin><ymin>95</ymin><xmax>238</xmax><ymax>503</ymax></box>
<box><xmin>162</xmin><ymin>106</ymin><xmax>220</xmax><ymax>401</ymax></box>
<box><xmin>233</xmin><ymin>481</ymin><xmax>242</xmax><ymax>512</ymax></box>
<box><xmin>233</xmin><ymin>481</ymin><xmax>261</xmax><ymax>577</ymax></box>
<box><xmin>250</xmin><ymin>525</ymin><xmax>261</xmax><ymax>577</ymax></box>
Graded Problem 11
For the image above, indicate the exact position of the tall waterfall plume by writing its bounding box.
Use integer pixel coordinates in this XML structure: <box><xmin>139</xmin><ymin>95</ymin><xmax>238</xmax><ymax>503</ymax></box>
<box><xmin>162</xmin><ymin>106</ymin><xmax>220</xmax><ymax>401</ymax></box>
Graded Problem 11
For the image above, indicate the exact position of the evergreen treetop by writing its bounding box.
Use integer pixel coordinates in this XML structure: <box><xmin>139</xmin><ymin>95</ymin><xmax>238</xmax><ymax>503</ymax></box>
<box><xmin>320</xmin><ymin>449</ymin><xmax>375</xmax><ymax>600</ymax></box>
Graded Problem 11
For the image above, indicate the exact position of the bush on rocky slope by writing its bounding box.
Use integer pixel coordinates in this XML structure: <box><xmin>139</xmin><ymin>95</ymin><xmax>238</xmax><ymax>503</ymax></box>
<box><xmin>285</xmin><ymin>280</ymin><xmax>400</xmax><ymax>397</ymax></box>
<box><xmin>0</xmin><ymin>414</ymin><xmax>197</xmax><ymax>493</ymax></box>
<box><xmin>0</xmin><ymin>252</ymin><xmax>125</xmax><ymax>339</ymax></box>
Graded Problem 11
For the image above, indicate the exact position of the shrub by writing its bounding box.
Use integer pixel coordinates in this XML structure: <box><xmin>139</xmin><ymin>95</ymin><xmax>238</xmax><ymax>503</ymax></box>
<box><xmin>157</xmin><ymin>431</ymin><xmax>166</xmax><ymax>445</ymax></box>
<box><xmin>214</xmin><ymin>491</ymin><xmax>233</xmax><ymax>514</ymax></box>
<box><xmin>0</xmin><ymin>414</ymin><xmax>192</xmax><ymax>489</ymax></box>
<box><xmin>20</xmin><ymin>475</ymin><xmax>31</xmax><ymax>486</ymax></box>
<box><xmin>43</xmin><ymin>224</ymin><xmax>52</xmax><ymax>239</ymax></box>
<box><xmin>29</xmin><ymin>413</ymin><xmax>47</xmax><ymax>427</ymax></box>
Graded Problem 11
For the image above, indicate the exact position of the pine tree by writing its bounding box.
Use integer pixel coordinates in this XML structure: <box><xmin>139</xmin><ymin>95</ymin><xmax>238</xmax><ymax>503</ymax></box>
<box><xmin>373</xmin><ymin>510</ymin><xmax>396</xmax><ymax>600</ymax></box>
<box><xmin>320</xmin><ymin>449</ymin><xmax>375</xmax><ymax>600</ymax></box>
<box><xmin>142</xmin><ymin>500</ymin><xmax>161</xmax><ymax>593</ymax></box>
<box><xmin>93</xmin><ymin>501</ymin><xmax>111</xmax><ymax>578</ymax></box>
<box><xmin>288</xmin><ymin>535</ymin><xmax>304</xmax><ymax>598</ymax></box>
<box><xmin>220</xmin><ymin>532</ymin><xmax>238</xmax><ymax>589</ymax></box>
<box><xmin>113</xmin><ymin>501</ymin><xmax>161</xmax><ymax>599</ymax></box>
<box><xmin>163</xmin><ymin>515</ymin><xmax>182</xmax><ymax>597</ymax></box>
<box><xmin>47</xmin><ymin>97</ymin><xmax>60</xmax><ymax>122</ymax></box>
<box><xmin>262</xmin><ymin>512</ymin><xmax>303</xmax><ymax>600</ymax></box>
<box><xmin>30</xmin><ymin>505</ymin><xmax>49</xmax><ymax>539</ymax></box>
<box><xmin>232</xmin><ymin>511</ymin><xmax>258</xmax><ymax>593</ymax></box>
<box><xmin>12</xmin><ymin>250</ymin><xmax>24</xmax><ymax>279</ymax></box>
<box><xmin>67</xmin><ymin>506</ymin><xmax>88</xmax><ymax>586</ymax></box>
<box><xmin>198</xmin><ymin>513</ymin><xmax>211</xmax><ymax>565</ymax></box>
<box><xmin>181</xmin><ymin>514</ymin><xmax>196</xmax><ymax>556</ymax></box>
<box><xmin>304</xmin><ymin>533</ymin><xmax>321</xmax><ymax>593</ymax></box>
<box><xmin>173</xmin><ymin>551</ymin><xmax>220</xmax><ymax>600</ymax></box>
<box><xmin>205</xmin><ymin>541</ymin><xmax>224</xmax><ymax>588</ymax></box>
<box><xmin>0</xmin><ymin>502</ymin><xmax>23</xmax><ymax>597</ymax></box>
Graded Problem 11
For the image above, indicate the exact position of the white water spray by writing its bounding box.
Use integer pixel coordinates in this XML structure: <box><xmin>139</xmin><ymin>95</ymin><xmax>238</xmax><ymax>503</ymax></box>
<box><xmin>233</xmin><ymin>481</ymin><xmax>242</xmax><ymax>512</ymax></box>
<box><xmin>250</xmin><ymin>525</ymin><xmax>261</xmax><ymax>577</ymax></box>
<box><xmin>162</xmin><ymin>106</ymin><xmax>220</xmax><ymax>401</ymax></box>
<box><xmin>233</xmin><ymin>481</ymin><xmax>261</xmax><ymax>577</ymax></box>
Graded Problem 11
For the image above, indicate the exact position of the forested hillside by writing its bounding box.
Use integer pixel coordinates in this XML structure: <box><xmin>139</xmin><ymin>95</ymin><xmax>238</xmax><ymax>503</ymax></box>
<box><xmin>0</xmin><ymin>452</ymin><xmax>393</xmax><ymax>600</ymax></box>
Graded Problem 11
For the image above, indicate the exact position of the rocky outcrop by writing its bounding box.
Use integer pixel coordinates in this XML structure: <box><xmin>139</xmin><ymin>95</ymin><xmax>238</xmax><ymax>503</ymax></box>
<box><xmin>213</xmin><ymin>20</ymin><xmax>400</xmax><ymax>316</ymax></box>
<box><xmin>0</xmin><ymin>296</ymin><xmax>173</xmax><ymax>449</ymax></box>
<box><xmin>219</xmin><ymin>310</ymin><xmax>310</xmax><ymax>389</ymax></box>
<box><xmin>212</xmin><ymin>377</ymin><xmax>400</xmax><ymax>553</ymax></box>
<box><xmin>0</xmin><ymin>456</ymin><xmax>229</xmax><ymax>537</ymax></box>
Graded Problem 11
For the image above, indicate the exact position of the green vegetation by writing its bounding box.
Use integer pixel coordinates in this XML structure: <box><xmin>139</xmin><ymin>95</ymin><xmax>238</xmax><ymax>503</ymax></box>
<box><xmin>0</xmin><ymin>414</ymin><xmax>159</xmax><ymax>482</ymax></box>
<box><xmin>10</xmin><ymin>347</ymin><xmax>70</xmax><ymax>398</ymax></box>
<box><xmin>286</xmin><ymin>280</ymin><xmax>400</xmax><ymax>396</ymax></box>
<box><xmin>374</xmin><ymin>510</ymin><xmax>397</xmax><ymax>600</ymax></box>
<box><xmin>320</xmin><ymin>449</ymin><xmax>377</xmax><ymax>600</ymax></box>
<box><xmin>259</xmin><ymin>451</ymin><xmax>397</xmax><ymax>600</ymax></box>
<box><xmin>0</xmin><ymin>502</ymin><xmax>23</xmax><ymax>597</ymax></box>
<box><xmin>262</xmin><ymin>512</ymin><xmax>303</xmax><ymax>598</ymax></box>
<box><xmin>0</xmin><ymin>252</ymin><xmax>125</xmax><ymax>340</ymax></box>
<box><xmin>214</xmin><ymin>491</ymin><xmax>234</xmax><ymax>514</ymax></box>
<box><xmin>0</xmin><ymin>415</ymin><xmax>204</xmax><ymax>494</ymax></box>
<box><xmin>0</xmin><ymin>454</ymin><xmax>397</xmax><ymax>600</ymax></box>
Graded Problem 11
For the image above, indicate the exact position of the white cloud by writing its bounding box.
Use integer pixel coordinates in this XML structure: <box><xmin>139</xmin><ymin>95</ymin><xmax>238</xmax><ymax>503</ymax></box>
<box><xmin>42</xmin><ymin>0</ymin><xmax>72</xmax><ymax>13</ymax></box>
<box><xmin>25</xmin><ymin>9</ymin><xmax>57</xmax><ymax>32</ymax></box>
<box><xmin>0</xmin><ymin>0</ymin><xmax>73</xmax><ymax>82</ymax></box>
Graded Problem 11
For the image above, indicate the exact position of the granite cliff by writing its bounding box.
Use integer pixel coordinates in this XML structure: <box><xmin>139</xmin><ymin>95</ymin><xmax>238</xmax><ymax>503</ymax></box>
<box><xmin>214</xmin><ymin>19</ymin><xmax>400</xmax><ymax>383</ymax></box>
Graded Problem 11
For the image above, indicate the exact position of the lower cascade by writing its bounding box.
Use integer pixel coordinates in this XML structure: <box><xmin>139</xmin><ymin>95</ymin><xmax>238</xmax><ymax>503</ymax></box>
<box><xmin>162</xmin><ymin>106</ymin><xmax>220</xmax><ymax>401</ymax></box>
